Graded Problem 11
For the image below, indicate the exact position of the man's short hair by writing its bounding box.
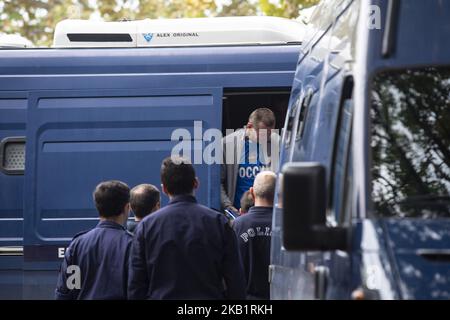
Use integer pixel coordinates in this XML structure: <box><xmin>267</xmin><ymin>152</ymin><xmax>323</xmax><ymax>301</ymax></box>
<box><xmin>93</xmin><ymin>180</ymin><xmax>130</xmax><ymax>218</ymax></box>
<box><xmin>161</xmin><ymin>156</ymin><xmax>196</xmax><ymax>195</ymax></box>
<box><xmin>240</xmin><ymin>190</ymin><xmax>254</xmax><ymax>213</ymax></box>
<box><xmin>248</xmin><ymin>108</ymin><xmax>276</xmax><ymax>129</ymax></box>
<box><xmin>253</xmin><ymin>171</ymin><xmax>277</xmax><ymax>204</ymax></box>
<box><xmin>130</xmin><ymin>184</ymin><xmax>160</xmax><ymax>219</ymax></box>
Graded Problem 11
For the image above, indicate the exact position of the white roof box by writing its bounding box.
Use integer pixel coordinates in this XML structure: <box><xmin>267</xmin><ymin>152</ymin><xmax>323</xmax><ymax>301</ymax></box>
<box><xmin>0</xmin><ymin>34</ymin><xmax>34</xmax><ymax>48</ymax></box>
<box><xmin>53</xmin><ymin>16</ymin><xmax>305</xmax><ymax>48</ymax></box>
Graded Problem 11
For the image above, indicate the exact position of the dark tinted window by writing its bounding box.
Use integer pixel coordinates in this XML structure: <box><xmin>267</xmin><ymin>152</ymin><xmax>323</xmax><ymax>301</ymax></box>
<box><xmin>371</xmin><ymin>67</ymin><xmax>450</xmax><ymax>218</ymax></box>
<box><xmin>331</xmin><ymin>99</ymin><xmax>353</xmax><ymax>222</ymax></box>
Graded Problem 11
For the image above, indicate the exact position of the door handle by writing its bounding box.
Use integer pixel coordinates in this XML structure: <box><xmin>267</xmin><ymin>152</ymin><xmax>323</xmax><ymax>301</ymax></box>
<box><xmin>0</xmin><ymin>246</ymin><xmax>23</xmax><ymax>256</ymax></box>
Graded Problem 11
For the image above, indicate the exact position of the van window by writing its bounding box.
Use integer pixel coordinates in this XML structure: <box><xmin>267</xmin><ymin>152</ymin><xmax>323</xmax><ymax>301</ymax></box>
<box><xmin>330</xmin><ymin>99</ymin><xmax>353</xmax><ymax>222</ymax></box>
<box><xmin>222</xmin><ymin>90</ymin><xmax>289</xmax><ymax>134</ymax></box>
<box><xmin>295</xmin><ymin>89</ymin><xmax>313</xmax><ymax>141</ymax></box>
<box><xmin>329</xmin><ymin>76</ymin><xmax>353</xmax><ymax>222</ymax></box>
<box><xmin>282</xmin><ymin>97</ymin><xmax>300</xmax><ymax>150</ymax></box>
<box><xmin>371</xmin><ymin>67</ymin><xmax>450</xmax><ymax>218</ymax></box>
<box><xmin>0</xmin><ymin>137</ymin><xmax>26</xmax><ymax>175</ymax></box>
<box><xmin>328</xmin><ymin>0</ymin><xmax>359</xmax><ymax>62</ymax></box>
<box><xmin>301</xmin><ymin>0</ymin><xmax>352</xmax><ymax>52</ymax></box>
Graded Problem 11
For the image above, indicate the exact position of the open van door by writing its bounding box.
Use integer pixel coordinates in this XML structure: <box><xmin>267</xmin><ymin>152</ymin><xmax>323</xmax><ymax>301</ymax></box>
<box><xmin>22</xmin><ymin>87</ymin><xmax>222</xmax><ymax>298</ymax></box>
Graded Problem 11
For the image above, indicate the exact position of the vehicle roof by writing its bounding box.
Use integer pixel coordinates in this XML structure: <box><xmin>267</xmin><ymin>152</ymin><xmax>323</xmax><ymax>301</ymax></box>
<box><xmin>0</xmin><ymin>33</ymin><xmax>33</xmax><ymax>48</ymax></box>
<box><xmin>53</xmin><ymin>16</ymin><xmax>306</xmax><ymax>48</ymax></box>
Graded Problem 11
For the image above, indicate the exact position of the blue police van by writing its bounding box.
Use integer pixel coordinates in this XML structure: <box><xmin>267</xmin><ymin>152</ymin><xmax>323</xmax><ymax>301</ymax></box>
<box><xmin>0</xmin><ymin>16</ymin><xmax>305</xmax><ymax>299</ymax></box>
<box><xmin>1</xmin><ymin>0</ymin><xmax>449</xmax><ymax>300</ymax></box>
<box><xmin>270</xmin><ymin>0</ymin><xmax>450</xmax><ymax>299</ymax></box>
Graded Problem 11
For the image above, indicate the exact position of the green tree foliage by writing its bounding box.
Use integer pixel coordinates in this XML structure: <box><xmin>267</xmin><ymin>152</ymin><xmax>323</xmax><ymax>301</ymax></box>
<box><xmin>0</xmin><ymin>0</ymin><xmax>319</xmax><ymax>47</ymax></box>
<box><xmin>259</xmin><ymin>0</ymin><xmax>318</xmax><ymax>18</ymax></box>
<box><xmin>97</xmin><ymin>0</ymin><xmax>218</xmax><ymax>20</ymax></box>
<box><xmin>1</xmin><ymin>0</ymin><xmax>93</xmax><ymax>46</ymax></box>
<box><xmin>218</xmin><ymin>0</ymin><xmax>258</xmax><ymax>17</ymax></box>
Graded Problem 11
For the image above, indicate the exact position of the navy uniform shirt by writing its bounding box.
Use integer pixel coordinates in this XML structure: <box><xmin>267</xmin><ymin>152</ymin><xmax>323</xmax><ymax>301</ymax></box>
<box><xmin>55</xmin><ymin>220</ymin><xmax>133</xmax><ymax>300</ymax></box>
<box><xmin>232</xmin><ymin>206</ymin><xmax>273</xmax><ymax>299</ymax></box>
<box><xmin>128</xmin><ymin>195</ymin><xmax>246</xmax><ymax>300</ymax></box>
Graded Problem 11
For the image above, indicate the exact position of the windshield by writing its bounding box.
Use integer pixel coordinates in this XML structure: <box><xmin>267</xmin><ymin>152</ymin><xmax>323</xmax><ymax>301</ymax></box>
<box><xmin>371</xmin><ymin>67</ymin><xmax>450</xmax><ymax>218</ymax></box>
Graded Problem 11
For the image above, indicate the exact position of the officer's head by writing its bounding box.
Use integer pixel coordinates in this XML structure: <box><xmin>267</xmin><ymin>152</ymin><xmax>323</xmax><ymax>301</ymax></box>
<box><xmin>130</xmin><ymin>184</ymin><xmax>160</xmax><ymax>221</ymax></box>
<box><xmin>160</xmin><ymin>156</ymin><xmax>199</xmax><ymax>197</ymax></box>
<box><xmin>93</xmin><ymin>180</ymin><xmax>130</xmax><ymax>224</ymax></box>
<box><xmin>250</xmin><ymin>171</ymin><xmax>276</xmax><ymax>207</ymax></box>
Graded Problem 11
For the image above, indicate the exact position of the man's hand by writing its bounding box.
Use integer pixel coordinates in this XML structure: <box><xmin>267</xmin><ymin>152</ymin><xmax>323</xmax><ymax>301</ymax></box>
<box><xmin>226</xmin><ymin>206</ymin><xmax>238</xmax><ymax>213</ymax></box>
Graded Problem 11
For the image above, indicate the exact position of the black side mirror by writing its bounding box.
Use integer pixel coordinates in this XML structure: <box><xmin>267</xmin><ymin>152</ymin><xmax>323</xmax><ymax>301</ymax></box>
<box><xmin>282</xmin><ymin>162</ymin><xmax>347</xmax><ymax>251</ymax></box>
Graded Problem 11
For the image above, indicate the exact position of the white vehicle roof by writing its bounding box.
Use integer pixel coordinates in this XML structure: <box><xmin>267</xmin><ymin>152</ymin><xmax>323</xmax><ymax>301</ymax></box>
<box><xmin>0</xmin><ymin>34</ymin><xmax>33</xmax><ymax>48</ymax></box>
<box><xmin>53</xmin><ymin>16</ymin><xmax>306</xmax><ymax>48</ymax></box>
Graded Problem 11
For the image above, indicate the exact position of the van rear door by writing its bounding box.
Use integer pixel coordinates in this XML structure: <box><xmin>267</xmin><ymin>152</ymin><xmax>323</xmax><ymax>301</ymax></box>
<box><xmin>22</xmin><ymin>87</ymin><xmax>222</xmax><ymax>297</ymax></box>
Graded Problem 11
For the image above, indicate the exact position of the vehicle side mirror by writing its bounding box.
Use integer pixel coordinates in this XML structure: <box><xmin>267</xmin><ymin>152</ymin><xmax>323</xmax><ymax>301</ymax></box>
<box><xmin>282</xmin><ymin>162</ymin><xmax>347</xmax><ymax>251</ymax></box>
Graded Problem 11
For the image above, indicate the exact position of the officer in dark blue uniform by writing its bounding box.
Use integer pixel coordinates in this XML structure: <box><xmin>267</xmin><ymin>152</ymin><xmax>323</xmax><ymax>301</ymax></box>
<box><xmin>232</xmin><ymin>171</ymin><xmax>276</xmax><ymax>300</ymax></box>
<box><xmin>128</xmin><ymin>157</ymin><xmax>246</xmax><ymax>299</ymax></box>
<box><xmin>55</xmin><ymin>180</ymin><xmax>132</xmax><ymax>300</ymax></box>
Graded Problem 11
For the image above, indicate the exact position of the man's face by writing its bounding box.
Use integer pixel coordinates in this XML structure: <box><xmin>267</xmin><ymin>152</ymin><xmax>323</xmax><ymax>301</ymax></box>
<box><xmin>254</xmin><ymin>122</ymin><xmax>274</xmax><ymax>143</ymax></box>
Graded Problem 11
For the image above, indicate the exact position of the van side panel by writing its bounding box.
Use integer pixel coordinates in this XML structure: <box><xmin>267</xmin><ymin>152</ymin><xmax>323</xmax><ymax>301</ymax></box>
<box><xmin>0</xmin><ymin>92</ymin><xmax>26</xmax><ymax>299</ymax></box>
<box><xmin>23</xmin><ymin>88</ymin><xmax>222</xmax><ymax>246</ymax></box>
<box><xmin>0</xmin><ymin>45</ymin><xmax>300</xmax><ymax>299</ymax></box>
<box><xmin>21</xmin><ymin>87</ymin><xmax>223</xmax><ymax>298</ymax></box>
<box><xmin>0</xmin><ymin>46</ymin><xmax>300</xmax><ymax>91</ymax></box>
<box><xmin>0</xmin><ymin>93</ymin><xmax>26</xmax><ymax>246</ymax></box>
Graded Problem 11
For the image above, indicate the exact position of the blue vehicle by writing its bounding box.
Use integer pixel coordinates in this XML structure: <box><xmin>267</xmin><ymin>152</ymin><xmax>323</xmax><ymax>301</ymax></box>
<box><xmin>0</xmin><ymin>16</ymin><xmax>305</xmax><ymax>299</ymax></box>
<box><xmin>270</xmin><ymin>0</ymin><xmax>450</xmax><ymax>299</ymax></box>
<box><xmin>1</xmin><ymin>1</ymin><xmax>449</xmax><ymax>300</ymax></box>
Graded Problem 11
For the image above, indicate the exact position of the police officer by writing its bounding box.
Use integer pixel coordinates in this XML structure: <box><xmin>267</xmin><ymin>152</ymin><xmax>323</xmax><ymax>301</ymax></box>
<box><xmin>128</xmin><ymin>156</ymin><xmax>246</xmax><ymax>299</ymax></box>
<box><xmin>55</xmin><ymin>180</ymin><xmax>132</xmax><ymax>300</ymax></box>
<box><xmin>232</xmin><ymin>171</ymin><xmax>276</xmax><ymax>300</ymax></box>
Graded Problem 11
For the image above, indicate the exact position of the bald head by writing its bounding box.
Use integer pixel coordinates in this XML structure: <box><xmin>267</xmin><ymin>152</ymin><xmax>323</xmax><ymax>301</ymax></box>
<box><xmin>130</xmin><ymin>184</ymin><xmax>160</xmax><ymax>220</ymax></box>
<box><xmin>252</xmin><ymin>171</ymin><xmax>276</xmax><ymax>206</ymax></box>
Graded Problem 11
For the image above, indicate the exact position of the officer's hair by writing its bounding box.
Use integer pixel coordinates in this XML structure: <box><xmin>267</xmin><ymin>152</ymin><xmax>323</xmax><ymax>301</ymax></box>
<box><xmin>93</xmin><ymin>180</ymin><xmax>130</xmax><ymax>218</ymax></box>
<box><xmin>240</xmin><ymin>190</ymin><xmax>254</xmax><ymax>213</ymax></box>
<box><xmin>161</xmin><ymin>156</ymin><xmax>196</xmax><ymax>196</ymax></box>
<box><xmin>130</xmin><ymin>184</ymin><xmax>160</xmax><ymax>219</ymax></box>
<box><xmin>253</xmin><ymin>171</ymin><xmax>276</xmax><ymax>204</ymax></box>
<box><xmin>248</xmin><ymin>108</ymin><xmax>275</xmax><ymax>129</ymax></box>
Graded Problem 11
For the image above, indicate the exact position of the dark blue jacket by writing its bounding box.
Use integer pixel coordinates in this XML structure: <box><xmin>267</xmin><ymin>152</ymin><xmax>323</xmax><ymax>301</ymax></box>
<box><xmin>55</xmin><ymin>220</ymin><xmax>133</xmax><ymax>300</ymax></box>
<box><xmin>232</xmin><ymin>206</ymin><xmax>273</xmax><ymax>299</ymax></box>
<box><xmin>128</xmin><ymin>195</ymin><xmax>246</xmax><ymax>300</ymax></box>
<box><xmin>127</xmin><ymin>220</ymin><xmax>138</xmax><ymax>234</ymax></box>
